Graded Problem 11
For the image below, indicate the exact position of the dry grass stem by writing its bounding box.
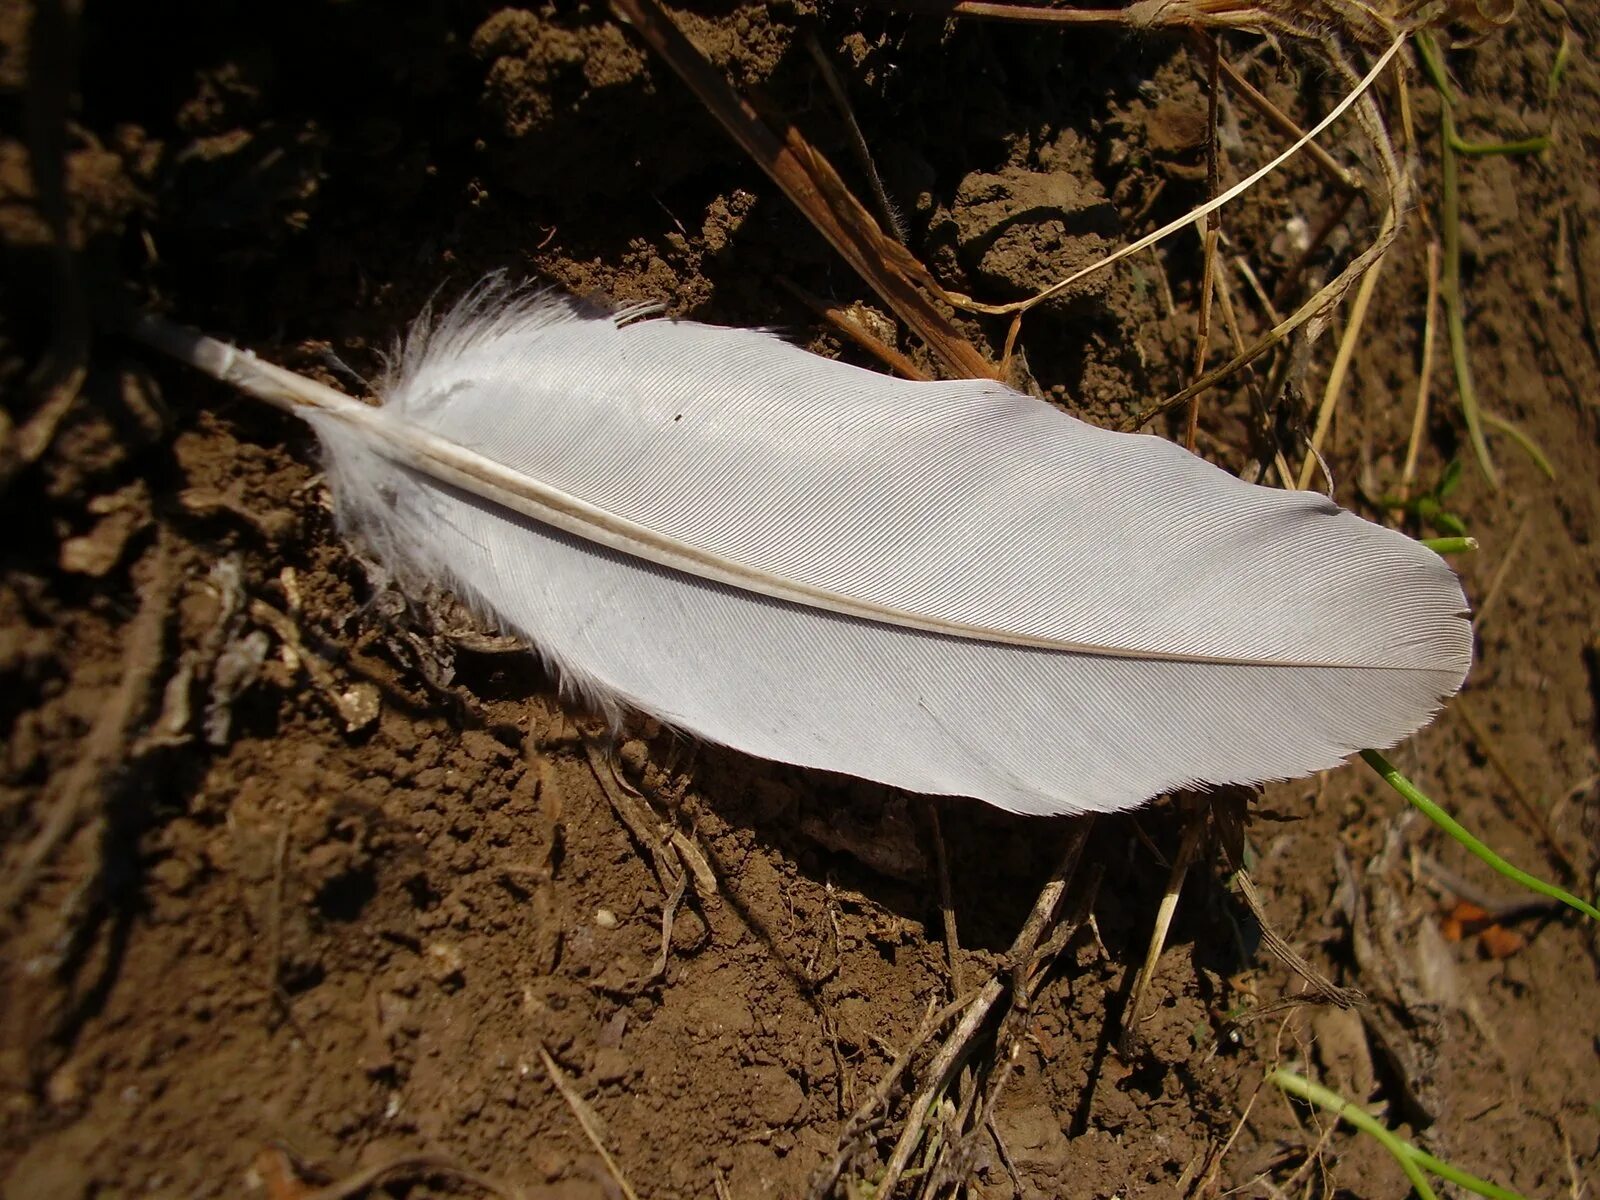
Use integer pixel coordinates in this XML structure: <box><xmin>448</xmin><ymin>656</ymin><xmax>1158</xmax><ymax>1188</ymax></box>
<box><xmin>865</xmin><ymin>821</ymin><xmax>1092</xmax><ymax>1198</ymax></box>
<box><xmin>805</xmin><ymin>34</ymin><xmax>907</xmax><ymax>243</ymax></box>
<box><xmin>872</xmin><ymin>0</ymin><xmax>1499</xmax><ymax>45</ymax></box>
<box><xmin>541</xmin><ymin>1046</ymin><xmax>644</xmax><ymax>1200</ymax></box>
<box><xmin>1120</xmin><ymin>807</ymin><xmax>1206</xmax><ymax>1053</ymax></box>
<box><xmin>1233</xmin><ymin>254</ymin><xmax>1282</xmax><ymax>325</ymax></box>
<box><xmin>805</xmin><ymin>992</ymin><xmax>986</xmax><ymax>1200</ymax></box>
<box><xmin>945</xmin><ymin>36</ymin><xmax>1407</xmax><ymax>321</ymax></box>
<box><xmin>1234</xmin><ymin>870</ymin><xmax>1363</xmax><ymax>1007</ymax></box>
<box><xmin>583</xmin><ymin>737</ymin><xmax>683</xmax><ymax>895</ymax></box>
<box><xmin>779</xmin><ymin>278</ymin><xmax>932</xmax><ymax>380</ymax></box>
<box><xmin>1297</xmin><ymin>241</ymin><xmax>1390</xmax><ymax>489</ymax></box>
<box><xmin>1473</xmin><ymin>510</ymin><xmax>1530</xmax><ymax>632</ymax></box>
<box><xmin>1186</xmin><ymin>35</ymin><xmax>1224</xmax><ymax>452</ymax></box>
<box><xmin>926</xmin><ymin>804</ymin><xmax>966</xmax><ymax>998</ymax></box>
<box><xmin>267</xmin><ymin>823</ymin><xmax>291</xmax><ymax>1017</ymax></box>
<box><xmin>1126</xmin><ymin>197</ymin><xmax>1398</xmax><ymax>433</ymax></box>
<box><xmin>1400</xmin><ymin>241</ymin><xmax>1442</xmax><ymax>501</ymax></box>
<box><xmin>875</xmin><ymin>977</ymin><xmax>1005</xmax><ymax>1198</ymax></box>
<box><xmin>610</xmin><ymin>0</ymin><xmax>995</xmax><ymax>379</ymax></box>
<box><xmin>1207</xmin><ymin>40</ymin><xmax>1363</xmax><ymax>192</ymax></box>
<box><xmin>1270</xmin><ymin>189</ymin><xmax>1359</xmax><ymax>313</ymax></box>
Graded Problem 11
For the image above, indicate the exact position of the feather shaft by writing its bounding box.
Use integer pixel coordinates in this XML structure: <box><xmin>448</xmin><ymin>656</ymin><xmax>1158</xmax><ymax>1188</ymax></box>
<box><xmin>137</xmin><ymin>315</ymin><xmax>1439</xmax><ymax>669</ymax></box>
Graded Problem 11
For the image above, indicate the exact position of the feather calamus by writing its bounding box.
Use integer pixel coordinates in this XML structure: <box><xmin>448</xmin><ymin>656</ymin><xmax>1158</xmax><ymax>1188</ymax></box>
<box><xmin>137</xmin><ymin>285</ymin><xmax>1472</xmax><ymax>816</ymax></box>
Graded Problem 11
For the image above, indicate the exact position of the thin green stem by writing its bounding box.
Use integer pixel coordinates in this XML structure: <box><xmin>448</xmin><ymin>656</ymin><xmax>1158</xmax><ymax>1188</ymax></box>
<box><xmin>1440</xmin><ymin>108</ymin><xmax>1498</xmax><ymax>488</ymax></box>
<box><xmin>1410</xmin><ymin>1150</ymin><xmax>1529</xmax><ymax>1200</ymax></box>
<box><xmin>1548</xmin><ymin>33</ymin><xmax>1571</xmax><ymax>102</ymax></box>
<box><xmin>1446</xmin><ymin>130</ymin><xmax>1551</xmax><ymax>158</ymax></box>
<box><xmin>1481</xmin><ymin>411</ymin><xmax>1556</xmax><ymax>479</ymax></box>
<box><xmin>1361</xmin><ymin>750</ymin><xmax>1600</xmax><ymax>921</ymax></box>
<box><xmin>1267</xmin><ymin>1071</ymin><xmax>1439</xmax><ymax>1200</ymax></box>
<box><xmin>1413</xmin><ymin>32</ymin><xmax>1455</xmax><ymax>104</ymax></box>
<box><xmin>1268</xmin><ymin>1070</ymin><xmax>1531</xmax><ymax>1200</ymax></box>
<box><xmin>1419</xmin><ymin>536</ymin><xmax>1477</xmax><ymax>555</ymax></box>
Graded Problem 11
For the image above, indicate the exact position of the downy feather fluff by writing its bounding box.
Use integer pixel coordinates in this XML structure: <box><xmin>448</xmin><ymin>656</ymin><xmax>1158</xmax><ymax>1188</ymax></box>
<box><xmin>295</xmin><ymin>282</ymin><xmax>1470</xmax><ymax>816</ymax></box>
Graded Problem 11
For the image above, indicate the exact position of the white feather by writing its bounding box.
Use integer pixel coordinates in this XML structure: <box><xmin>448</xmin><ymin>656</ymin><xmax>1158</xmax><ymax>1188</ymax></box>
<box><xmin>237</xmin><ymin>283</ymin><xmax>1471</xmax><ymax>815</ymax></box>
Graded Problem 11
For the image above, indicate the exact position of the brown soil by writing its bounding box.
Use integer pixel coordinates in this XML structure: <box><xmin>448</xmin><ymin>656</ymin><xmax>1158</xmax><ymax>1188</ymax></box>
<box><xmin>2</xmin><ymin>3</ymin><xmax>1598</xmax><ymax>1198</ymax></box>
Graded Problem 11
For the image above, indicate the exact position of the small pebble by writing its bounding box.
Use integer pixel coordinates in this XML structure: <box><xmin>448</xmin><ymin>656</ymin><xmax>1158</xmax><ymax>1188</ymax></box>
<box><xmin>594</xmin><ymin>908</ymin><xmax>618</xmax><ymax>929</ymax></box>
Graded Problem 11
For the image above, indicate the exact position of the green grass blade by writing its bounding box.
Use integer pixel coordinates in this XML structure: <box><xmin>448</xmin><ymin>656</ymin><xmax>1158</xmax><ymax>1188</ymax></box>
<box><xmin>1414</xmin><ymin>32</ymin><xmax>1455</xmax><ymax>104</ymax></box>
<box><xmin>1267</xmin><ymin>1071</ymin><xmax>1441</xmax><ymax>1200</ymax></box>
<box><xmin>1409</xmin><ymin>1150</ymin><xmax>1530</xmax><ymax>1200</ymax></box>
<box><xmin>1445</xmin><ymin>130</ymin><xmax>1552</xmax><ymax>158</ymax></box>
<box><xmin>1440</xmin><ymin>111</ymin><xmax>1499</xmax><ymax>489</ymax></box>
<box><xmin>1419</xmin><ymin>536</ymin><xmax>1477</xmax><ymax>555</ymax></box>
<box><xmin>1481</xmin><ymin>411</ymin><xmax>1556</xmax><ymax>479</ymax></box>
<box><xmin>1268</xmin><ymin>1070</ymin><xmax>1534</xmax><ymax>1200</ymax></box>
<box><xmin>1361</xmin><ymin>750</ymin><xmax>1600</xmax><ymax>921</ymax></box>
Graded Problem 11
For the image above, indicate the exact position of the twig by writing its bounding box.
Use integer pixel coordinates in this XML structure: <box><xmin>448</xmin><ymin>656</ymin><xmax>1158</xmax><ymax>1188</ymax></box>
<box><xmin>875</xmin><ymin>821</ymin><xmax>1093</xmax><ymax>1199</ymax></box>
<box><xmin>875</xmin><ymin>978</ymin><xmax>1005</xmax><ymax>1198</ymax></box>
<box><xmin>541</xmin><ymin>1046</ymin><xmax>644</xmax><ymax>1200</ymax></box>
<box><xmin>1009</xmin><ymin>820</ymin><xmax>1094</xmax><ymax>1003</ymax></box>
<box><xmin>610</xmin><ymin>0</ymin><xmax>994</xmax><ymax>380</ymax></box>
<box><xmin>805</xmin><ymin>991</ymin><xmax>981</xmax><ymax>1200</ymax></box>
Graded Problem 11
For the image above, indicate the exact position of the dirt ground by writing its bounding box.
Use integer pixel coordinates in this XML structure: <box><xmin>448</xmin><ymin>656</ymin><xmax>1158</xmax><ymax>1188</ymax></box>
<box><xmin>1</xmin><ymin>2</ymin><xmax>1598</xmax><ymax>1198</ymax></box>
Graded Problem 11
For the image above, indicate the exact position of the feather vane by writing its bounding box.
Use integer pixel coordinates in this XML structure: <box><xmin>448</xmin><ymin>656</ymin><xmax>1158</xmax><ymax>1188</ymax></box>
<box><xmin>150</xmin><ymin>285</ymin><xmax>1473</xmax><ymax>815</ymax></box>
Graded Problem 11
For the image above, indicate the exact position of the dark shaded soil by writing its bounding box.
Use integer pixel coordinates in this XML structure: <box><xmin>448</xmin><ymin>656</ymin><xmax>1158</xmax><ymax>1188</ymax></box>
<box><xmin>1</xmin><ymin>2</ymin><xmax>1598</xmax><ymax>1198</ymax></box>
